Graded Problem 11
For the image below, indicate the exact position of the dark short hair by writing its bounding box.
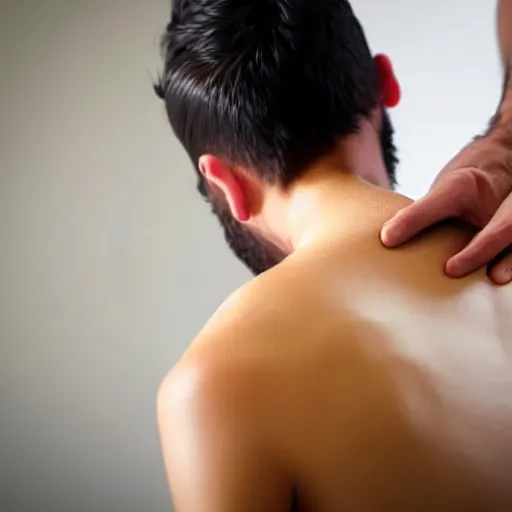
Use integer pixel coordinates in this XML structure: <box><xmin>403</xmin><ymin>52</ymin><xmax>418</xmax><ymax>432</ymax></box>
<box><xmin>155</xmin><ymin>0</ymin><xmax>382</xmax><ymax>194</ymax></box>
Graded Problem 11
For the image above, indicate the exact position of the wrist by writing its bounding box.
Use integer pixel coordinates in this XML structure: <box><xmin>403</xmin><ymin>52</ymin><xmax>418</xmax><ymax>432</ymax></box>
<box><xmin>486</xmin><ymin>66</ymin><xmax>512</xmax><ymax>144</ymax></box>
<box><xmin>493</xmin><ymin>109</ymin><xmax>512</xmax><ymax>146</ymax></box>
<box><xmin>496</xmin><ymin>59</ymin><xmax>512</xmax><ymax>130</ymax></box>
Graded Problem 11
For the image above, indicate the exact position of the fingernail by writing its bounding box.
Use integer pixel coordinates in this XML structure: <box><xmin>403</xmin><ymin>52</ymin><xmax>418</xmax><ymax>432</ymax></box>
<box><xmin>381</xmin><ymin>223</ymin><xmax>400</xmax><ymax>247</ymax></box>
<box><xmin>446</xmin><ymin>260</ymin><xmax>467</xmax><ymax>278</ymax></box>
<box><xmin>493</xmin><ymin>267</ymin><xmax>512</xmax><ymax>286</ymax></box>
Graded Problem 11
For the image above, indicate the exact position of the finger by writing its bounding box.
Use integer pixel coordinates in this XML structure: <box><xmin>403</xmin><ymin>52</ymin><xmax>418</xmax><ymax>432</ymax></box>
<box><xmin>488</xmin><ymin>251</ymin><xmax>512</xmax><ymax>285</ymax></box>
<box><xmin>446</xmin><ymin>199</ymin><xmax>512</xmax><ymax>278</ymax></box>
<box><xmin>381</xmin><ymin>186</ymin><xmax>461</xmax><ymax>248</ymax></box>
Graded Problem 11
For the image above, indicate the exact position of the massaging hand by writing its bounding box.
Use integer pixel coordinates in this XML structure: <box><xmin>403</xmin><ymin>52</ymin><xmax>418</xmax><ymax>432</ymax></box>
<box><xmin>380</xmin><ymin>130</ymin><xmax>512</xmax><ymax>284</ymax></box>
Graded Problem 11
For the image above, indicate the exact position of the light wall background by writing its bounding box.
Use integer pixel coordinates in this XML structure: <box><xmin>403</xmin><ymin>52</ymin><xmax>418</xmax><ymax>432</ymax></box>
<box><xmin>0</xmin><ymin>1</ymin><xmax>502</xmax><ymax>511</ymax></box>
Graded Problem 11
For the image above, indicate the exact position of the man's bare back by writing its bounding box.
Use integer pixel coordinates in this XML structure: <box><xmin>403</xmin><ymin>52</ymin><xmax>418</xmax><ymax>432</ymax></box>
<box><xmin>155</xmin><ymin>0</ymin><xmax>512</xmax><ymax>507</ymax></box>
<box><xmin>159</xmin><ymin>184</ymin><xmax>512</xmax><ymax>511</ymax></box>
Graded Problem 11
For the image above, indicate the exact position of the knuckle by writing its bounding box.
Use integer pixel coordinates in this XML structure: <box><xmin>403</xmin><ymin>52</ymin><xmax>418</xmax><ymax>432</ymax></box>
<box><xmin>447</xmin><ymin>170</ymin><xmax>477</xmax><ymax>195</ymax></box>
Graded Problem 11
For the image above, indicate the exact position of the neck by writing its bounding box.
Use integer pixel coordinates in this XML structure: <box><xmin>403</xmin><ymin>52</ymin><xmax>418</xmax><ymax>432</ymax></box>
<box><xmin>257</xmin><ymin>119</ymin><xmax>407</xmax><ymax>254</ymax></box>
<box><xmin>258</xmin><ymin>168</ymin><xmax>402</xmax><ymax>257</ymax></box>
<box><xmin>285</xmin><ymin>171</ymin><xmax>400</xmax><ymax>251</ymax></box>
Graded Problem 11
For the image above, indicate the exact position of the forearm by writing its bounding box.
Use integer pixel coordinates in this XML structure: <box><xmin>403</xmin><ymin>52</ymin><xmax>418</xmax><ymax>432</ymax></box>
<box><xmin>498</xmin><ymin>0</ymin><xmax>512</xmax><ymax>64</ymax></box>
<box><xmin>497</xmin><ymin>0</ymin><xmax>512</xmax><ymax>124</ymax></box>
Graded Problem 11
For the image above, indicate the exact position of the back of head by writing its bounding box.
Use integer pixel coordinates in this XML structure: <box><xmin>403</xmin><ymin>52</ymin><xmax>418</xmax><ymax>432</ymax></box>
<box><xmin>155</xmin><ymin>0</ymin><xmax>393</xmax><ymax>195</ymax></box>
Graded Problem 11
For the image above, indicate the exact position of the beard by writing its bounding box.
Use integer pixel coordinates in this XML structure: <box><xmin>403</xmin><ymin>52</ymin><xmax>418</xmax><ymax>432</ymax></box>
<box><xmin>204</xmin><ymin>110</ymin><xmax>398</xmax><ymax>276</ymax></box>
<box><xmin>210</xmin><ymin>199</ymin><xmax>288</xmax><ymax>276</ymax></box>
<box><xmin>380</xmin><ymin>109</ymin><xmax>398</xmax><ymax>189</ymax></box>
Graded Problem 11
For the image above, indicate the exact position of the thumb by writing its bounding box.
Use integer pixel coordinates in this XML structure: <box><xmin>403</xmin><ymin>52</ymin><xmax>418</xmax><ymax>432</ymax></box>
<box><xmin>381</xmin><ymin>184</ymin><xmax>463</xmax><ymax>248</ymax></box>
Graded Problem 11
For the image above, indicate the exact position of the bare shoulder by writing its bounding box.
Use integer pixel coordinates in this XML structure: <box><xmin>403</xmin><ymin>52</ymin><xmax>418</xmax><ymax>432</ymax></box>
<box><xmin>156</xmin><ymin>318</ymin><xmax>280</xmax><ymax>494</ymax></box>
<box><xmin>156</xmin><ymin>289</ymin><xmax>293</xmax><ymax>511</ymax></box>
<box><xmin>157</xmin><ymin>274</ymin><xmax>286</xmax><ymax>404</ymax></box>
<box><xmin>157</xmin><ymin>264</ymin><xmax>321</xmax><ymax>428</ymax></box>
<box><xmin>157</xmin><ymin>352</ymin><xmax>263</xmax><ymax>435</ymax></box>
<box><xmin>190</xmin><ymin>265</ymin><xmax>318</xmax><ymax>353</ymax></box>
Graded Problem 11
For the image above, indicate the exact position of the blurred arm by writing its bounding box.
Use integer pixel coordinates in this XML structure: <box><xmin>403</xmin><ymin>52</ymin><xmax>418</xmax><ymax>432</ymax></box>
<box><xmin>497</xmin><ymin>0</ymin><xmax>512</xmax><ymax>122</ymax></box>
<box><xmin>498</xmin><ymin>0</ymin><xmax>512</xmax><ymax>64</ymax></box>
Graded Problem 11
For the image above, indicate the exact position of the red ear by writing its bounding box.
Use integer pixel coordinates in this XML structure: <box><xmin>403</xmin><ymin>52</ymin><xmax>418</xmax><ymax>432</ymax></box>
<box><xmin>198</xmin><ymin>155</ymin><xmax>250</xmax><ymax>222</ymax></box>
<box><xmin>374</xmin><ymin>54</ymin><xmax>401</xmax><ymax>108</ymax></box>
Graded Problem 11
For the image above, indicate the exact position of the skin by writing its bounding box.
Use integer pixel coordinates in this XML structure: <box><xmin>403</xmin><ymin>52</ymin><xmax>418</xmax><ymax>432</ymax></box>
<box><xmin>498</xmin><ymin>0</ymin><xmax>512</xmax><ymax>60</ymax></box>
<box><xmin>381</xmin><ymin>0</ymin><xmax>512</xmax><ymax>284</ymax></box>
<box><xmin>159</xmin><ymin>168</ymin><xmax>512</xmax><ymax>511</ymax></box>
<box><xmin>158</xmin><ymin>4</ymin><xmax>512</xmax><ymax>509</ymax></box>
<box><xmin>158</xmin><ymin>60</ymin><xmax>512</xmax><ymax>510</ymax></box>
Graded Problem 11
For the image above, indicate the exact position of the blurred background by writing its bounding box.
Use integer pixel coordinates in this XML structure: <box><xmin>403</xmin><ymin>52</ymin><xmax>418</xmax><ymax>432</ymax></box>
<box><xmin>0</xmin><ymin>1</ymin><xmax>502</xmax><ymax>510</ymax></box>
